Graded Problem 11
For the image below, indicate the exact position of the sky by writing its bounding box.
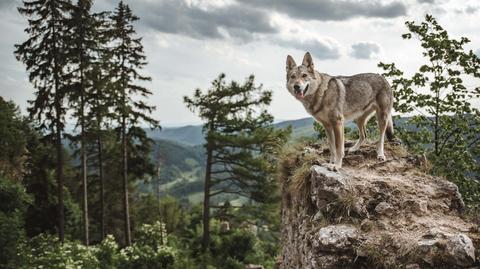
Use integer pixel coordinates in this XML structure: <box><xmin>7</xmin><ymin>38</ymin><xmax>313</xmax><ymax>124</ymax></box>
<box><xmin>0</xmin><ymin>0</ymin><xmax>479</xmax><ymax>126</ymax></box>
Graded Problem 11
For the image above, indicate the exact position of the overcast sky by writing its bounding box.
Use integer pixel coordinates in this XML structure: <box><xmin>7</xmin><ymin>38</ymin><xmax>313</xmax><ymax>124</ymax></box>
<box><xmin>1</xmin><ymin>0</ymin><xmax>479</xmax><ymax>126</ymax></box>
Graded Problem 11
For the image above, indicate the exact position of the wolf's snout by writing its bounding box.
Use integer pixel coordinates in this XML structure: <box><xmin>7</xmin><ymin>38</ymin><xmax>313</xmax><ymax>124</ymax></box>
<box><xmin>293</xmin><ymin>84</ymin><xmax>301</xmax><ymax>93</ymax></box>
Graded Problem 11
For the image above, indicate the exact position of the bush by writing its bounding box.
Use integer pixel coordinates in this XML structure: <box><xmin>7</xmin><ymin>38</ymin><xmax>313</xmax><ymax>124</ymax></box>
<box><xmin>17</xmin><ymin>222</ymin><xmax>175</xmax><ymax>269</ymax></box>
<box><xmin>18</xmin><ymin>234</ymin><xmax>99</xmax><ymax>269</ymax></box>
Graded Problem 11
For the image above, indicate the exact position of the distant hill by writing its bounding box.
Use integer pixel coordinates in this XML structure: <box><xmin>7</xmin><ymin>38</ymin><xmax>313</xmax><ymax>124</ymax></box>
<box><xmin>144</xmin><ymin>117</ymin><xmax>365</xmax><ymax>203</ymax></box>
<box><xmin>147</xmin><ymin>117</ymin><xmax>318</xmax><ymax>146</ymax></box>
<box><xmin>143</xmin><ymin>117</ymin><xmax>319</xmax><ymax>203</ymax></box>
<box><xmin>145</xmin><ymin>125</ymin><xmax>204</xmax><ymax>146</ymax></box>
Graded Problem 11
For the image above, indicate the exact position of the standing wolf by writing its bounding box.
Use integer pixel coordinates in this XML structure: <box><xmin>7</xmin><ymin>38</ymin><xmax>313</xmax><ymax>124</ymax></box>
<box><xmin>286</xmin><ymin>52</ymin><xmax>394</xmax><ymax>171</ymax></box>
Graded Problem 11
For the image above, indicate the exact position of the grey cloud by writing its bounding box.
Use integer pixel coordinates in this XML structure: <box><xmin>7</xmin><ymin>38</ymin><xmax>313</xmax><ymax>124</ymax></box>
<box><xmin>277</xmin><ymin>38</ymin><xmax>341</xmax><ymax>60</ymax></box>
<box><xmin>237</xmin><ymin>0</ymin><xmax>407</xmax><ymax>21</ymax></box>
<box><xmin>417</xmin><ymin>0</ymin><xmax>435</xmax><ymax>4</ymax></box>
<box><xmin>128</xmin><ymin>0</ymin><xmax>276</xmax><ymax>41</ymax></box>
<box><xmin>350</xmin><ymin>42</ymin><xmax>380</xmax><ymax>59</ymax></box>
<box><xmin>0</xmin><ymin>0</ymin><xmax>20</xmax><ymax>10</ymax></box>
<box><xmin>465</xmin><ymin>6</ymin><xmax>479</xmax><ymax>14</ymax></box>
<box><xmin>475</xmin><ymin>49</ymin><xmax>480</xmax><ymax>57</ymax></box>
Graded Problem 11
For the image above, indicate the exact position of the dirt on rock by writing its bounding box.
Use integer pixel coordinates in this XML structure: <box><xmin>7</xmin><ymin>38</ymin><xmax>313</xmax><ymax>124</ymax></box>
<box><xmin>278</xmin><ymin>141</ymin><xmax>479</xmax><ymax>269</ymax></box>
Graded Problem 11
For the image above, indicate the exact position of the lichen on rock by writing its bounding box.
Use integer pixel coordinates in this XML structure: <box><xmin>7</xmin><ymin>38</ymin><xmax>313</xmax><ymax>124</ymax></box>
<box><xmin>278</xmin><ymin>141</ymin><xmax>479</xmax><ymax>269</ymax></box>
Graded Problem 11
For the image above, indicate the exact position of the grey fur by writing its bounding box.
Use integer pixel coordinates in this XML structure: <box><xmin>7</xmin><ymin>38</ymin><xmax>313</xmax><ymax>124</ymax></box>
<box><xmin>286</xmin><ymin>52</ymin><xmax>394</xmax><ymax>171</ymax></box>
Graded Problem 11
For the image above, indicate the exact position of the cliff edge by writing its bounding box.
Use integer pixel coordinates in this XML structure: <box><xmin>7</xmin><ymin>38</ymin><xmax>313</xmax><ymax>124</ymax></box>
<box><xmin>279</xmin><ymin>141</ymin><xmax>479</xmax><ymax>269</ymax></box>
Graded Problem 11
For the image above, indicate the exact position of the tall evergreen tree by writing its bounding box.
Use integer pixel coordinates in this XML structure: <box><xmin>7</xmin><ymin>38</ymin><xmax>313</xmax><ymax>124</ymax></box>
<box><xmin>15</xmin><ymin>0</ymin><xmax>73</xmax><ymax>242</ymax></box>
<box><xmin>184</xmin><ymin>74</ymin><xmax>290</xmax><ymax>255</ymax></box>
<box><xmin>88</xmin><ymin>59</ymin><xmax>111</xmax><ymax>241</ymax></box>
<box><xmin>107</xmin><ymin>1</ymin><xmax>159</xmax><ymax>245</ymax></box>
<box><xmin>65</xmin><ymin>0</ymin><xmax>102</xmax><ymax>246</ymax></box>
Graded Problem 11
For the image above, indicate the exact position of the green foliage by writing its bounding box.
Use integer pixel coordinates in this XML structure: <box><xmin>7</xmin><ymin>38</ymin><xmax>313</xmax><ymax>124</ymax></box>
<box><xmin>95</xmin><ymin>235</ymin><xmax>121</xmax><ymax>269</ymax></box>
<box><xmin>313</xmin><ymin>121</ymin><xmax>326</xmax><ymax>140</ymax></box>
<box><xmin>0</xmin><ymin>178</ymin><xmax>32</xmax><ymax>269</ymax></box>
<box><xmin>17</xmin><ymin>222</ymin><xmax>175</xmax><ymax>269</ymax></box>
<box><xmin>19</xmin><ymin>234</ymin><xmax>99</xmax><ymax>269</ymax></box>
<box><xmin>379</xmin><ymin>14</ymin><xmax>480</xmax><ymax>208</ymax></box>
<box><xmin>0</xmin><ymin>97</ymin><xmax>29</xmax><ymax>181</ymax></box>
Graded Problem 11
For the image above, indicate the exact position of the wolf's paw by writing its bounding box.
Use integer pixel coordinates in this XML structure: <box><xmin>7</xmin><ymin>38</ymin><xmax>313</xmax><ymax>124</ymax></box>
<box><xmin>377</xmin><ymin>154</ymin><xmax>386</xmax><ymax>161</ymax></box>
<box><xmin>322</xmin><ymin>163</ymin><xmax>340</xmax><ymax>172</ymax></box>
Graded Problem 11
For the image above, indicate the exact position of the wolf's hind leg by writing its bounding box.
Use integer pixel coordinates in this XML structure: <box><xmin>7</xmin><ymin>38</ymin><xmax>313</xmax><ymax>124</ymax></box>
<box><xmin>376</xmin><ymin>110</ymin><xmax>389</xmax><ymax>161</ymax></box>
<box><xmin>348</xmin><ymin>111</ymin><xmax>373</xmax><ymax>153</ymax></box>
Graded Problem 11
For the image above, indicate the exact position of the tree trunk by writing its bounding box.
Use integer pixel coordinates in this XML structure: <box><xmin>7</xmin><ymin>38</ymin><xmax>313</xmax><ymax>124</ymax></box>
<box><xmin>55</xmin><ymin>105</ymin><xmax>65</xmax><ymax>243</ymax></box>
<box><xmin>122</xmin><ymin>115</ymin><xmax>131</xmax><ymax>246</ymax></box>
<box><xmin>51</xmin><ymin>1</ymin><xmax>64</xmax><ymax>243</ymax></box>
<box><xmin>202</xmin><ymin>139</ymin><xmax>213</xmax><ymax>253</ymax></box>
<box><xmin>98</xmin><ymin>135</ymin><xmax>105</xmax><ymax>241</ymax></box>
<box><xmin>80</xmin><ymin>54</ymin><xmax>89</xmax><ymax>245</ymax></box>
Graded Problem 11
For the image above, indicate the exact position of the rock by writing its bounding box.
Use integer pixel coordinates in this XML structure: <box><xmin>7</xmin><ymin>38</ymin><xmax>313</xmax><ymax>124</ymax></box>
<box><xmin>309</xmin><ymin>166</ymin><xmax>348</xmax><ymax>209</ymax></box>
<box><xmin>445</xmin><ymin>234</ymin><xmax>476</xmax><ymax>267</ymax></box>
<box><xmin>313</xmin><ymin>225</ymin><xmax>359</xmax><ymax>252</ymax></box>
<box><xmin>417</xmin><ymin>233</ymin><xmax>476</xmax><ymax>267</ymax></box>
<box><xmin>360</xmin><ymin>219</ymin><xmax>373</xmax><ymax>232</ymax></box>
<box><xmin>279</xmin><ymin>142</ymin><xmax>478</xmax><ymax>269</ymax></box>
<box><xmin>404</xmin><ymin>199</ymin><xmax>428</xmax><ymax>215</ymax></box>
<box><xmin>374</xmin><ymin>202</ymin><xmax>394</xmax><ymax>216</ymax></box>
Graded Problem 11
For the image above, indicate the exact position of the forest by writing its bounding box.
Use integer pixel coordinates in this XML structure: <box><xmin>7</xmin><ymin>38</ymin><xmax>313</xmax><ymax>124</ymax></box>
<box><xmin>0</xmin><ymin>0</ymin><xmax>479</xmax><ymax>269</ymax></box>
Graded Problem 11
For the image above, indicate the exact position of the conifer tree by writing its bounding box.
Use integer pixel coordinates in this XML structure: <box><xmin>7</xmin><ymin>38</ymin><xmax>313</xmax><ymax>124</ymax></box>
<box><xmin>15</xmin><ymin>0</ymin><xmax>73</xmax><ymax>242</ymax></box>
<box><xmin>184</xmin><ymin>74</ymin><xmax>290</xmax><ymax>254</ymax></box>
<box><xmin>107</xmin><ymin>1</ymin><xmax>159</xmax><ymax>245</ymax></box>
<box><xmin>88</xmin><ymin>59</ymin><xmax>111</xmax><ymax>241</ymax></box>
<box><xmin>65</xmin><ymin>0</ymin><xmax>102</xmax><ymax>246</ymax></box>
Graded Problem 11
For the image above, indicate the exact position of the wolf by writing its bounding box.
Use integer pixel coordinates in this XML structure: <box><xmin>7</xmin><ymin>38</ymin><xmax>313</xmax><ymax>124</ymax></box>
<box><xmin>286</xmin><ymin>52</ymin><xmax>394</xmax><ymax>171</ymax></box>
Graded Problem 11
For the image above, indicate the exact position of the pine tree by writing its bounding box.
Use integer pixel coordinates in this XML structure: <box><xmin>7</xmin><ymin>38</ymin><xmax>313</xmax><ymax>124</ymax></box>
<box><xmin>184</xmin><ymin>74</ymin><xmax>290</xmax><ymax>255</ymax></box>
<box><xmin>15</xmin><ymin>0</ymin><xmax>73</xmax><ymax>242</ymax></box>
<box><xmin>65</xmin><ymin>0</ymin><xmax>103</xmax><ymax>246</ymax></box>
<box><xmin>107</xmin><ymin>1</ymin><xmax>159</xmax><ymax>245</ymax></box>
<box><xmin>88</xmin><ymin>59</ymin><xmax>111</xmax><ymax>241</ymax></box>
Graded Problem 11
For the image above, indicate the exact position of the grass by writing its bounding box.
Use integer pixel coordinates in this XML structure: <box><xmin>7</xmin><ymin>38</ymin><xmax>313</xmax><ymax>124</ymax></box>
<box><xmin>329</xmin><ymin>190</ymin><xmax>359</xmax><ymax>221</ymax></box>
<box><xmin>356</xmin><ymin>234</ymin><xmax>399</xmax><ymax>269</ymax></box>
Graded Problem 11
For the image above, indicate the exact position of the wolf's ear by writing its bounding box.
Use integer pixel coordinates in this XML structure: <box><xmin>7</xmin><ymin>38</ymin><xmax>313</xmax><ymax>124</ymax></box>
<box><xmin>302</xmin><ymin>52</ymin><xmax>314</xmax><ymax>72</ymax></box>
<box><xmin>286</xmin><ymin>55</ymin><xmax>297</xmax><ymax>72</ymax></box>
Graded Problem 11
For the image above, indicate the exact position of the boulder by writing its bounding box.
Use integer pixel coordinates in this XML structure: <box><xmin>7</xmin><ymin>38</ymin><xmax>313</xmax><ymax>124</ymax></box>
<box><xmin>279</xmin><ymin>142</ymin><xmax>479</xmax><ymax>269</ymax></box>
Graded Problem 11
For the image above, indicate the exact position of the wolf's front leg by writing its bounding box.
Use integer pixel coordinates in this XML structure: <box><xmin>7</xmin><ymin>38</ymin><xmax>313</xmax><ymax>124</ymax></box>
<box><xmin>322</xmin><ymin>119</ymin><xmax>344</xmax><ymax>172</ymax></box>
<box><xmin>324</xmin><ymin>124</ymin><xmax>336</xmax><ymax>164</ymax></box>
<box><xmin>332</xmin><ymin>119</ymin><xmax>345</xmax><ymax>168</ymax></box>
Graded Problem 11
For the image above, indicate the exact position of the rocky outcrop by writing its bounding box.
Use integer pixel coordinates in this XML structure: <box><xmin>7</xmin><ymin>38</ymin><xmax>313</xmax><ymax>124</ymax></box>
<box><xmin>279</xmin><ymin>142</ymin><xmax>479</xmax><ymax>269</ymax></box>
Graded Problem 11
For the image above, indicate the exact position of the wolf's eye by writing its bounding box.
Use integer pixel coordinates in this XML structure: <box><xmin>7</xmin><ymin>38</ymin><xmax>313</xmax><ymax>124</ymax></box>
<box><xmin>290</xmin><ymin>74</ymin><xmax>296</xmax><ymax>79</ymax></box>
<box><xmin>302</xmin><ymin>73</ymin><xmax>308</xmax><ymax>78</ymax></box>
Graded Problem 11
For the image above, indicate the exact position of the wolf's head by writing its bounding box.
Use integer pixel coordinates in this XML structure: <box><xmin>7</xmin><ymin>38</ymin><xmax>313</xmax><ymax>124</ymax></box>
<box><xmin>285</xmin><ymin>52</ymin><xmax>319</xmax><ymax>101</ymax></box>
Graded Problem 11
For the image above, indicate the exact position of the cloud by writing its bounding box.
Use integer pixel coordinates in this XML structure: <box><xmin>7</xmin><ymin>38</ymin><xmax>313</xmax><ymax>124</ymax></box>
<box><xmin>350</xmin><ymin>42</ymin><xmax>381</xmax><ymax>59</ymax></box>
<box><xmin>237</xmin><ymin>0</ymin><xmax>407</xmax><ymax>21</ymax></box>
<box><xmin>475</xmin><ymin>49</ymin><xmax>480</xmax><ymax>57</ymax></box>
<box><xmin>129</xmin><ymin>0</ymin><xmax>277</xmax><ymax>42</ymax></box>
<box><xmin>0</xmin><ymin>0</ymin><xmax>20</xmax><ymax>11</ymax></box>
<box><xmin>277</xmin><ymin>37</ymin><xmax>341</xmax><ymax>60</ymax></box>
<box><xmin>465</xmin><ymin>6</ymin><xmax>479</xmax><ymax>14</ymax></box>
<box><xmin>417</xmin><ymin>0</ymin><xmax>435</xmax><ymax>4</ymax></box>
